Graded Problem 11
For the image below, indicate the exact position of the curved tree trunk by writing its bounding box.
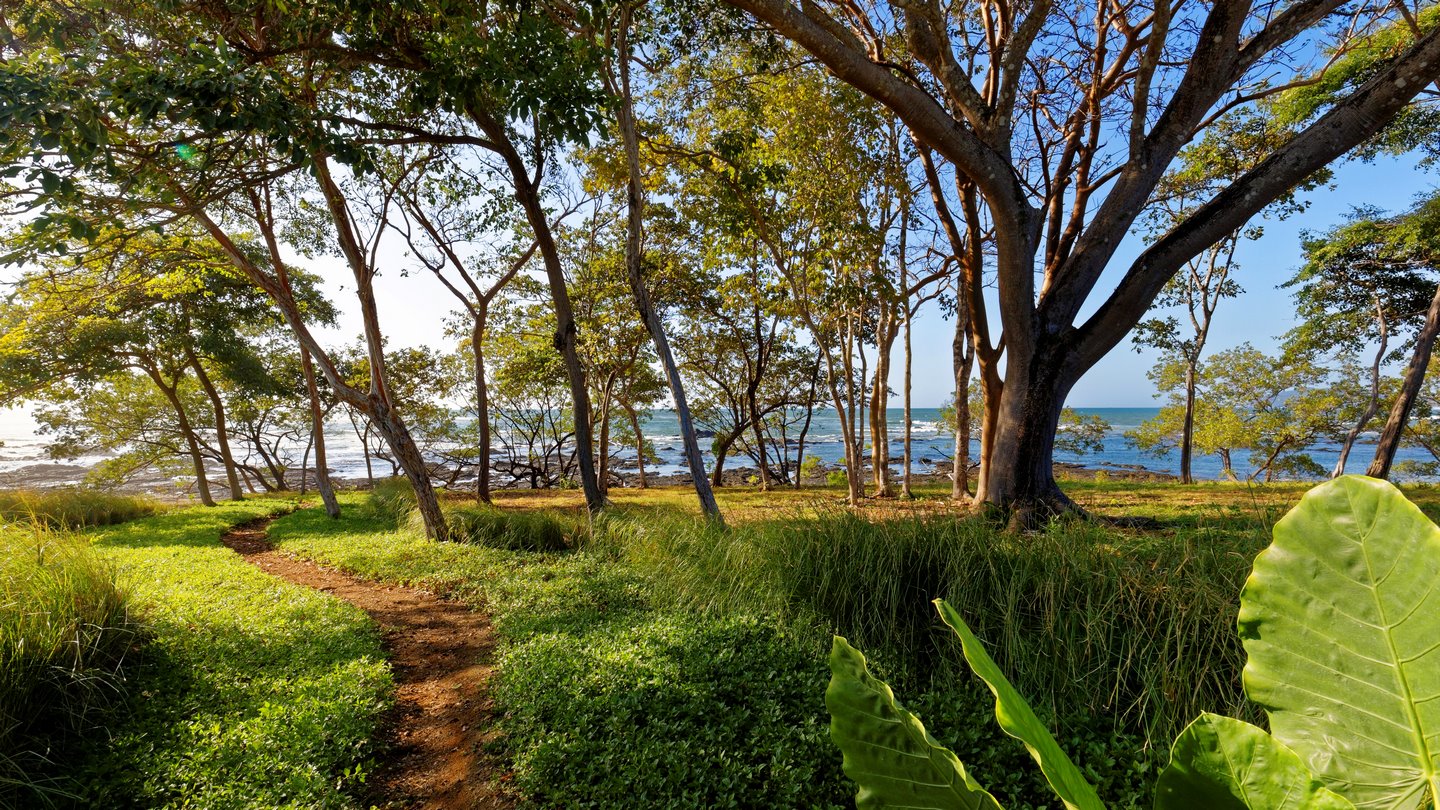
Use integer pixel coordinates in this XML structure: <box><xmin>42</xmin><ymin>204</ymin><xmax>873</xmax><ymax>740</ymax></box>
<box><xmin>185</xmin><ymin>349</ymin><xmax>243</xmax><ymax>501</ymax></box>
<box><xmin>145</xmin><ymin>365</ymin><xmax>215</xmax><ymax>507</ymax></box>
<box><xmin>1369</xmin><ymin>282</ymin><xmax>1440</xmax><ymax>479</ymax></box>
<box><xmin>610</xmin><ymin>53</ymin><xmax>720</xmax><ymax>514</ymax></box>
<box><xmin>1336</xmin><ymin>303</ymin><xmax>1389</xmax><ymax>478</ymax></box>
<box><xmin>301</xmin><ymin>346</ymin><xmax>340</xmax><ymax>518</ymax></box>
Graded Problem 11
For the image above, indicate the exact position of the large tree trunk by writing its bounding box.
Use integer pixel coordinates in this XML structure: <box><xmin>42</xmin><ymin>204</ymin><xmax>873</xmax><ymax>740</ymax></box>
<box><xmin>301</xmin><ymin>346</ymin><xmax>340</xmax><ymax>518</ymax></box>
<box><xmin>981</xmin><ymin>347</ymin><xmax>1077</xmax><ymax>528</ymax></box>
<box><xmin>1369</xmin><ymin>282</ymin><xmax>1440</xmax><ymax>479</ymax></box>
<box><xmin>185</xmin><ymin>349</ymin><xmax>243</xmax><ymax>501</ymax></box>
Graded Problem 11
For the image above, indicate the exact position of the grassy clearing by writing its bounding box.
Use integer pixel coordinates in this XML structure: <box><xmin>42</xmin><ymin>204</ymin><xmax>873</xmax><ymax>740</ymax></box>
<box><xmin>0</xmin><ymin>488</ymin><xmax>160</xmax><ymax>529</ymax></box>
<box><xmin>267</xmin><ymin>497</ymin><xmax>847</xmax><ymax>808</ymax></box>
<box><xmin>278</xmin><ymin>480</ymin><xmax>1428</xmax><ymax>808</ymax></box>
<box><xmin>55</xmin><ymin>499</ymin><xmax>392</xmax><ymax>809</ymax></box>
<box><xmin>0</xmin><ymin>524</ymin><xmax>137</xmax><ymax>806</ymax></box>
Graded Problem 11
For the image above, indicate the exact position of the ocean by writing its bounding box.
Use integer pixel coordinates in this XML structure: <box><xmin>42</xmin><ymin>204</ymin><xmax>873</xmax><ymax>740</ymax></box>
<box><xmin>0</xmin><ymin>405</ymin><xmax>1431</xmax><ymax>486</ymax></box>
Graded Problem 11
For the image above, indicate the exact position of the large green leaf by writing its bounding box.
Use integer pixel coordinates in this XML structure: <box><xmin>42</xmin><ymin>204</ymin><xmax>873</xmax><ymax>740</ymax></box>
<box><xmin>934</xmin><ymin>599</ymin><xmax>1106</xmax><ymax>810</ymax></box>
<box><xmin>1240</xmin><ymin>475</ymin><xmax>1440</xmax><ymax>809</ymax></box>
<box><xmin>826</xmin><ymin>636</ymin><xmax>1003</xmax><ymax>810</ymax></box>
<box><xmin>1154</xmin><ymin>713</ymin><xmax>1354</xmax><ymax>810</ymax></box>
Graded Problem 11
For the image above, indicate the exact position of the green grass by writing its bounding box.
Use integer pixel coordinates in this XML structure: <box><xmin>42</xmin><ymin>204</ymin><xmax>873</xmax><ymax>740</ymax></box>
<box><xmin>55</xmin><ymin>499</ymin><xmax>393</xmax><ymax>809</ymax></box>
<box><xmin>0</xmin><ymin>524</ymin><xmax>137</xmax><ymax>807</ymax></box>
<box><xmin>0</xmin><ymin>488</ymin><xmax>160</xmax><ymax>529</ymax></box>
<box><xmin>266</xmin><ymin>497</ymin><xmax>848</xmax><ymax>808</ymax></box>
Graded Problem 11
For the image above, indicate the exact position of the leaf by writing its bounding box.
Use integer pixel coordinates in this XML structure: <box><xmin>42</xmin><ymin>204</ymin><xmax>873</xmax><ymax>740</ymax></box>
<box><xmin>1154</xmin><ymin>713</ymin><xmax>1354</xmax><ymax>810</ymax></box>
<box><xmin>826</xmin><ymin>636</ymin><xmax>1003</xmax><ymax>810</ymax></box>
<box><xmin>1240</xmin><ymin>475</ymin><xmax>1440</xmax><ymax>809</ymax></box>
<box><xmin>934</xmin><ymin>599</ymin><xmax>1106</xmax><ymax>810</ymax></box>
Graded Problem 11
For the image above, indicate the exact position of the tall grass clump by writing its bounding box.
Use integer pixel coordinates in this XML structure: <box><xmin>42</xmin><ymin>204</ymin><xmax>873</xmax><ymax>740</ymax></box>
<box><xmin>0</xmin><ymin>526</ymin><xmax>138</xmax><ymax>804</ymax></box>
<box><xmin>365</xmin><ymin>478</ymin><xmax>570</xmax><ymax>551</ymax></box>
<box><xmin>593</xmin><ymin>509</ymin><xmax>1262</xmax><ymax>751</ymax></box>
<box><xmin>0</xmin><ymin>488</ymin><xmax>159</xmax><ymax>529</ymax></box>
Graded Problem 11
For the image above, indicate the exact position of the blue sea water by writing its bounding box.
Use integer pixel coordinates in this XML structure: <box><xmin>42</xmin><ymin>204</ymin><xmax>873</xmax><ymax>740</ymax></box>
<box><xmin>1</xmin><ymin>405</ymin><xmax>1432</xmax><ymax>484</ymax></box>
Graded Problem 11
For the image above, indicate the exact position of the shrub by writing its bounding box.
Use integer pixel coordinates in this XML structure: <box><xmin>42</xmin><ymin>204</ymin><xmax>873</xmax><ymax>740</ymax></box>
<box><xmin>0</xmin><ymin>488</ymin><xmax>159</xmax><ymax>529</ymax></box>
<box><xmin>446</xmin><ymin>505</ymin><xmax>569</xmax><ymax>552</ymax></box>
<box><xmin>363</xmin><ymin>477</ymin><xmax>416</xmax><ymax>525</ymax></box>
<box><xmin>0</xmin><ymin>525</ymin><xmax>137</xmax><ymax>805</ymax></box>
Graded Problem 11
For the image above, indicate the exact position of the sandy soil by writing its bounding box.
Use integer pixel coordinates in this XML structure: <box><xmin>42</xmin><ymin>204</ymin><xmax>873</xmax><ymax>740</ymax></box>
<box><xmin>221</xmin><ymin>517</ymin><xmax>512</xmax><ymax>810</ymax></box>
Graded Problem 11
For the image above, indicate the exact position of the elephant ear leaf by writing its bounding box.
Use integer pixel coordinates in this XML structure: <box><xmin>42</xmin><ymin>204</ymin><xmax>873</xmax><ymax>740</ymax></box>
<box><xmin>826</xmin><ymin>636</ymin><xmax>1003</xmax><ymax>810</ymax></box>
<box><xmin>1154</xmin><ymin>713</ymin><xmax>1354</xmax><ymax>810</ymax></box>
<box><xmin>1240</xmin><ymin>475</ymin><xmax>1440</xmax><ymax>809</ymax></box>
<box><xmin>934</xmin><ymin>599</ymin><xmax>1106</xmax><ymax>810</ymax></box>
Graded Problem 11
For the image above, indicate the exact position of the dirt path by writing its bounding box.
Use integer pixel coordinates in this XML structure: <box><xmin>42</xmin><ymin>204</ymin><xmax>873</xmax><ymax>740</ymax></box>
<box><xmin>221</xmin><ymin>516</ymin><xmax>511</xmax><ymax>810</ymax></box>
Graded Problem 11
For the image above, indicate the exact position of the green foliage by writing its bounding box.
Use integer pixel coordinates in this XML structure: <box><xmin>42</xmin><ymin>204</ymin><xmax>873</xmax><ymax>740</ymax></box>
<box><xmin>266</xmin><ymin>504</ymin><xmax>852</xmax><ymax>808</ymax></box>
<box><xmin>0</xmin><ymin>524</ymin><xmax>136</xmax><ymax>806</ymax></box>
<box><xmin>364</xmin><ymin>478</ymin><xmax>570</xmax><ymax>550</ymax></box>
<box><xmin>0</xmin><ymin>488</ymin><xmax>159</xmax><ymax>528</ymax></box>
<box><xmin>1153</xmin><ymin>714</ymin><xmax>1351</xmax><ymax>810</ymax></box>
<box><xmin>594</xmin><ymin>508</ymin><xmax>1255</xmax><ymax>754</ymax></box>
<box><xmin>827</xmin><ymin>636</ymin><xmax>1001</xmax><ymax>809</ymax></box>
<box><xmin>1054</xmin><ymin>409</ymin><xmax>1110</xmax><ymax>458</ymax></box>
<box><xmin>827</xmin><ymin>476</ymin><xmax>1440</xmax><ymax>810</ymax></box>
<box><xmin>1241</xmin><ymin>475</ymin><xmax>1440</xmax><ymax>809</ymax></box>
<box><xmin>66</xmin><ymin>501</ymin><xmax>391</xmax><ymax>809</ymax></box>
<box><xmin>935</xmin><ymin>601</ymin><xmax>1105</xmax><ymax>810</ymax></box>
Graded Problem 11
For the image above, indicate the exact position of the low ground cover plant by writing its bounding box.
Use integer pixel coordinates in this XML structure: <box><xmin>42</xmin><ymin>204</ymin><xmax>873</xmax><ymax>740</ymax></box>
<box><xmin>0</xmin><ymin>524</ymin><xmax>136</xmax><ymax>806</ymax></box>
<box><xmin>62</xmin><ymin>500</ymin><xmax>392</xmax><ymax>809</ymax></box>
<box><xmin>828</xmin><ymin>475</ymin><xmax>1440</xmax><ymax>809</ymax></box>
<box><xmin>267</xmin><ymin>503</ymin><xmax>850</xmax><ymax>808</ymax></box>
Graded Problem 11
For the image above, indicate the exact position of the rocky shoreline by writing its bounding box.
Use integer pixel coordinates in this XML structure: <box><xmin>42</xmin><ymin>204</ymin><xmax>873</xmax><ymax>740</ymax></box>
<box><xmin>0</xmin><ymin>457</ymin><xmax>1176</xmax><ymax>503</ymax></box>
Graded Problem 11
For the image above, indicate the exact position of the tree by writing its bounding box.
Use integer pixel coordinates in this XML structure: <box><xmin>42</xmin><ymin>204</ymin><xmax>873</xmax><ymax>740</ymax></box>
<box><xmin>720</xmin><ymin>0</ymin><xmax>1440</xmax><ymax>522</ymax></box>
<box><xmin>1129</xmin><ymin>346</ymin><xmax>1348</xmax><ymax>481</ymax></box>
<box><xmin>1283</xmin><ymin>200</ymin><xmax>1440</xmax><ymax>477</ymax></box>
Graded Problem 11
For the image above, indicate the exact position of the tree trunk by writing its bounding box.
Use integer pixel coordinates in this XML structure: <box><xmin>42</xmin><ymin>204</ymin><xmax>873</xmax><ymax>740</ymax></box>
<box><xmin>597</xmin><ymin>380</ymin><xmax>614</xmax><ymax>495</ymax></box>
<box><xmin>628</xmin><ymin>405</ymin><xmax>647</xmax><ymax>489</ymax></box>
<box><xmin>466</xmin><ymin>112</ymin><xmax>603</xmax><ymax>515</ymax></box>
<box><xmin>745</xmin><ymin>383</ymin><xmax>772</xmax><ymax>491</ymax></box>
<box><xmin>1336</xmin><ymin>304</ymin><xmax>1388</xmax><ymax>478</ymax></box>
<box><xmin>1180</xmin><ymin>363</ymin><xmax>1197</xmax><ymax>485</ymax></box>
<box><xmin>711</xmin><ymin>428</ymin><xmax>739</xmax><ymax>487</ymax></box>
<box><xmin>146</xmin><ymin>366</ymin><xmax>215</xmax><ymax>507</ymax></box>
<box><xmin>186</xmin><ymin>349</ymin><xmax>243</xmax><ymax>501</ymax></box>
<box><xmin>952</xmin><ymin>307</ymin><xmax>975</xmax><ymax>502</ymax></box>
<box><xmin>981</xmin><ymin>347</ymin><xmax>1078</xmax><ymax>529</ymax></box>
<box><xmin>301</xmin><ymin>346</ymin><xmax>340</xmax><ymax>518</ymax></box>
<box><xmin>472</xmin><ymin>316</ymin><xmax>493</xmax><ymax>504</ymax></box>
<box><xmin>902</xmin><ymin>299</ymin><xmax>914</xmax><ymax>499</ymax></box>
<box><xmin>1369</xmin><ymin>282</ymin><xmax>1440</xmax><ymax>479</ymax></box>
<box><xmin>870</xmin><ymin>307</ymin><xmax>896</xmax><ymax>497</ymax></box>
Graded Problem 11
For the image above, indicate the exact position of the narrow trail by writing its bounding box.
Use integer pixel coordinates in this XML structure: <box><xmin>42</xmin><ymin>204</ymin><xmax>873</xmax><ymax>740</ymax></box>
<box><xmin>221</xmin><ymin>515</ymin><xmax>512</xmax><ymax>810</ymax></box>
